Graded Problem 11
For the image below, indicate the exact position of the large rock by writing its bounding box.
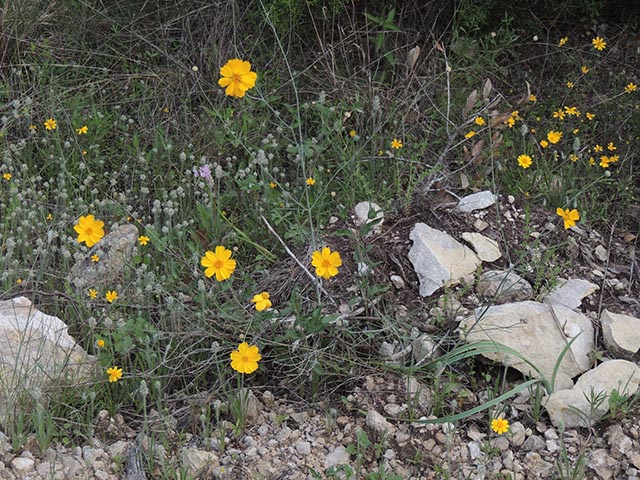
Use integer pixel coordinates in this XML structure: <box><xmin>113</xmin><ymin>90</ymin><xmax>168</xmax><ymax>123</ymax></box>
<box><xmin>477</xmin><ymin>270</ymin><xmax>533</xmax><ymax>302</ymax></box>
<box><xmin>600</xmin><ymin>310</ymin><xmax>640</xmax><ymax>357</ymax></box>
<box><xmin>0</xmin><ymin>297</ymin><xmax>96</xmax><ymax>425</ymax></box>
<box><xmin>455</xmin><ymin>191</ymin><xmax>497</xmax><ymax>213</ymax></box>
<box><xmin>70</xmin><ymin>224</ymin><xmax>138</xmax><ymax>290</ymax></box>
<box><xmin>544</xmin><ymin>360</ymin><xmax>640</xmax><ymax>428</ymax></box>
<box><xmin>460</xmin><ymin>301</ymin><xmax>594</xmax><ymax>390</ymax></box>
<box><xmin>408</xmin><ymin>223</ymin><xmax>481</xmax><ymax>297</ymax></box>
<box><xmin>543</xmin><ymin>278</ymin><xmax>599</xmax><ymax>310</ymax></box>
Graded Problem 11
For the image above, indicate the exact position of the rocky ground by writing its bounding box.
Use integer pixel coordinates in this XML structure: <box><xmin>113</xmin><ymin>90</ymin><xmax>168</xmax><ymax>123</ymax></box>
<box><xmin>2</xmin><ymin>389</ymin><xmax>640</xmax><ymax>479</ymax></box>
<box><xmin>1</xmin><ymin>191</ymin><xmax>639</xmax><ymax>479</ymax></box>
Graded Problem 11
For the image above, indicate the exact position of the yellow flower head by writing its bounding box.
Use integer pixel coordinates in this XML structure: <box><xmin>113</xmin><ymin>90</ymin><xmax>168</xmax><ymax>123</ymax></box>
<box><xmin>2</xmin><ymin>173</ymin><xmax>11</xmax><ymax>181</ymax></box>
<box><xmin>586</xmin><ymin>112</ymin><xmax>595</xmax><ymax>120</ymax></box>
<box><xmin>569</xmin><ymin>154</ymin><xmax>579</xmax><ymax>162</ymax></box>
<box><xmin>558</xmin><ymin>37</ymin><xmax>568</xmax><ymax>47</ymax></box>
<box><xmin>76</xmin><ymin>125</ymin><xmax>88</xmax><ymax>135</ymax></box>
<box><xmin>91</xmin><ymin>254</ymin><xmax>100</xmax><ymax>263</ymax></box>
<box><xmin>517</xmin><ymin>154</ymin><xmax>532</xmax><ymax>169</ymax></box>
<box><xmin>74</xmin><ymin>214</ymin><xmax>105</xmax><ymax>247</ymax></box>
<box><xmin>97</xmin><ymin>339</ymin><xmax>105</xmax><ymax>348</ymax></box>
<box><xmin>528</xmin><ymin>94</ymin><xmax>537</xmax><ymax>103</ymax></box>
<box><xmin>106</xmin><ymin>366</ymin><xmax>123</xmax><ymax>383</ymax></box>
<box><xmin>564</xmin><ymin>106</ymin><xmax>579</xmax><ymax>116</ymax></box>
<box><xmin>269</xmin><ymin>182</ymin><xmax>277</xmax><ymax>188</ymax></box>
<box><xmin>88</xmin><ymin>288</ymin><xmax>98</xmax><ymax>299</ymax></box>
<box><xmin>218</xmin><ymin>59</ymin><xmax>257</xmax><ymax>98</ymax></box>
<box><xmin>105</xmin><ymin>290</ymin><xmax>118</xmax><ymax>303</ymax></box>
<box><xmin>556</xmin><ymin>208</ymin><xmax>580</xmax><ymax>229</ymax></box>
<box><xmin>552</xmin><ymin>109</ymin><xmax>565</xmax><ymax>120</ymax></box>
<box><xmin>306</xmin><ymin>177</ymin><xmax>316</xmax><ymax>186</ymax></box>
<box><xmin>592</xmin><ymin>37</ymin><xmax>606</xmax><ymax>51</ymax></box>
<box><xmin>547</xmin><ymin>131</ymin><xmax>562</xmax><ymax>144</ymax></box>
<box><xmin>607</xmin><ymin>142</ymin><xmax>616</xmax><ymax>151</ymax></box>
<box><xmin>625</xmin><ymin>83</ymin><xmax>637</xmax><ymax>94</ymax></box>
<box><xmin>491</xmin><ymin>417</ymin><xmax>509</xmax><ymax>435</ymax></box>
<box><xmin>44</xmin><ymin>118</ymin><xmax>57</xmax><ymax>130</ymax></box>
<box><xmin>540</xmin><ymin>139</ymin><xmax>549</xmax><ymax>148</ymax></box>
<box><xmin>201</xmin><ymin>246</ymin><xmax>236</xmax><ymax>281</ymax></box>
<box><xmin>581</xmin><ymin>65</ymin><xmax>589</xmax><ymax>74</ymax></box>
<box><xmin>474</xmin><ymin>116</ymin><xmax>485</xmax><ymax>126</ymax></box>
<box><xmin>349</xmin><ymin>129</ymin><xmax>357</xmax><ymax>137</ymax></box>
<box><xmin>230</xmin><ymin>342</ymin><xmax>261</xmax><ymax>374</ymax></box>
<box><xmin>464</xmin><ymin>130</ymin><xmax>476</xmax><ymax>139</ymax></box>
<box><xmin>390</xmin><ymin>138</ymin><xmax>403</xmax><ymax>149</ymax></box>
<box><xmin>311</xmin><ymin>246</ymin><xmax>342</xmax><ymax>280</ymax></box>
<box><xmin>593</xmin><ymin>144</ymin><xmax>603</xmax><ymax>152</ymax></box>
<box><xmin>566</xmin><ymin>81</ymin><xmax>574</xmax><ymax>89</ymax></box>
<box><xmin>251</xmin><ymin>292</ymin><xmax>272</xmax><ymax>312</ymax></box>
<box><xmin>28</xmin><ymin>124</ymin><xmax>37</xmax><ymax>131</ymax></box>
<box><xmin>138</xmin><ymin>235</ymin><xmax>150</xmax><ymax>246</ymax></box>
<box><xmin>599</xmin><ymin>155</ymin><xmax>618</xmax><ymax>168</ymax></box>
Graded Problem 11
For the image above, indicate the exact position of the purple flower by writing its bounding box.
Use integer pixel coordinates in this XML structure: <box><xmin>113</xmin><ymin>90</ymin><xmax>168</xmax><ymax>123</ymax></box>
<box><xmin>193</xmin><ymin>164</ymin><xmax>213</xmax><ymax>182</ymax></box>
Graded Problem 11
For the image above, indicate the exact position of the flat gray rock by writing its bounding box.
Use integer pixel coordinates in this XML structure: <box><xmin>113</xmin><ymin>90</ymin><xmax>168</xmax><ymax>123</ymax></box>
<box><xmin>544</xmin><ymin>360</ymin><xmax>640</xmax><ymax>428</ymax></box>
<box><xmin>70</xmin><ymin>224</ymin><xmax>138</xmax><ymax>290</ymax></box>
<box><xmin>455</xmin><ymin>191</ymin><xmax>497</xmax><ymax>213</ymax></box>
<box><xmin>601</xmin><ymin>310</ymin><xmax>640</xmax><ymax>356</ymax></box>
<box><xmin>408</xmin><ymin>223</ymin><xmax>481</xmax><ymax>297</ymax></box>
<box><xmin>543</xmin><ymin>278</ymin><xmax>599</xmax><ymax>310</ymax></box>
<box><xmin>460</xmin><ymin>301</ymin><xmax>594</xmax><ymax>390</ymax></box>
<box><xmin>0</xmin><ymin>297</ymin><xmax>96</xmax><ymax>424</ymax></box>
<box><xmin>461</xmin><ymin>232</ymin><xmax>502</xmax><ymax>262</ymax></box>
<box><xmin>477</xmin><ymin>270</ymin><xmax>533</xmax><ymax>302</ymax></box>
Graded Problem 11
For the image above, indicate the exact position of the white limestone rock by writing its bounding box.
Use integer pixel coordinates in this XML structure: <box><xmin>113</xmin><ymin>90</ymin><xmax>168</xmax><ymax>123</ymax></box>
<box><xmin>181</xmin><ymin>447</ymin><xmax>219</xmax><ymax>477</ymax></box>
<box><xmin>408</xmin><ymin>223</ymin><xmax>481</xmax><ymax>297</ymax></box>
<box><xmin>10</xmin><ymin>457</ymin><xmax>35</xmax><ymax>476</ymax></box>
<box><xmin>353</xmin><ymin>201</ymin><xmax>384</xmax><ymax>236</ymax></box>
<box><xmin>461</xmin><ymin>232</ymin><xmax>502</xmax><ymax>262</ymax></box>
<box><xmin>455</xmin><ymin>191</ymin><xmax>497</xmax><ymax>212</ymax></box>
<box><xmin>70</xmin><ymin>224</ymin><xmax>138</xmax><ymax>290</ymax></box>
<box><xmin>543</xmin><ymin>278</ymin><xmax>599</xmax><ymax>310</ymax></box>
<box><xmin>460</xmin><ymin>301</ymin><xmax>594</xmax><ymax>390</ymax></box>
<box><xmin>477</xmin><ymin>270</ymin><xmax>533</xmax><ymax>302</ymax></box>
<box><xmin>325</xmin><ymin>445</ymin><xmax>350</xmax><ymax>469</ymax></box>
<box><xmin>544</xmin><ymin>360</ymin><xmax>640</xmax><ymax>428</ymax></box>
<box><xmin>600</xmin><ymin>310</ymin><xmax>640</xmax><ymax>357</ymax></box>
<box><xmin>365</xmin><ymin>409</ymin><xmax>395</xmax><ymax>436</ymax></box>
<box><xmin>0</xmin><ymin>297</ymin><xmax>96</xmax><ymax>424</ymax></box>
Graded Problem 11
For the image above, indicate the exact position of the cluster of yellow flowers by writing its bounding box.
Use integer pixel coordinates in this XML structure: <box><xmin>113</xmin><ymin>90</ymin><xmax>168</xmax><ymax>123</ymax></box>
<box><xmin>71</xmin><ymin>214</ymin><xmax>155</xmax><ymax>384</ymax></box>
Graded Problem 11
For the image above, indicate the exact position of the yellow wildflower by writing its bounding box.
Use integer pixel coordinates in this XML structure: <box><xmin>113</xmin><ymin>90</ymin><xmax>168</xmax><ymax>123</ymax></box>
<box><xmin>556</xmin><ymin>208</ymin><xmax>580</xmax><ymax>229</ymax></box>
<box><xmin>592</xmin><ymin>37</ymin><xmax>606</xmax><ymax>51</ymax></box>
<box><xmin>106</xmin><ymin>366</ymin><xmax>123</xmax><ymax>383</ymax></box>
<box><xmin>218</xmin><ymin>59</ymin><xmax>257</xmax><ymax>98</ymax></box>
<box><xmin>251</xmin><ymin>292</ymin><xmax>272</xmax><ymax>312</ymax></box>
<box><xmin>230</xmin><ymin>342</ymin><xmax>261</xmax><ymax>374</ymax></box>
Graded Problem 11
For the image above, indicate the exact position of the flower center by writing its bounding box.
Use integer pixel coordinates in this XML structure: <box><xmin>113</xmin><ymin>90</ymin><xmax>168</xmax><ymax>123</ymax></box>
<box><xmin>232</xmin><ymin>73</ymin><xmax>242</xmax><ymax>84</ymax></box>
<box><xmin>85</xmin><ymin>227</ymin><xmax>93</xmax><ymax>236</ymax></box>
<box><xmin>214</xmin><ymin>259</ymin><xmax>225</xmax><ymax>269</ymax></box>
<box><xmin>321</xmin><ymin>259</ymin><xmax>331</xmax><ymax>268</ymax></box>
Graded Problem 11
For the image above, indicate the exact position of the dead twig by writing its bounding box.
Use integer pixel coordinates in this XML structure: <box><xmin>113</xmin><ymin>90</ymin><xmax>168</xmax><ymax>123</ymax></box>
<box><xmin>260</xmin><ymin>215</ymin><xmax>336</xmax><ymax>305</ymax></box>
